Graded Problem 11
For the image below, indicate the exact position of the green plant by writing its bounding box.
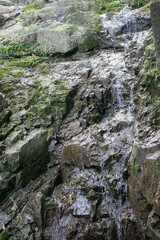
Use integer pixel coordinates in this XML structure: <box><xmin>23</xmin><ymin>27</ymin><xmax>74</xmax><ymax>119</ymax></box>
<box><xmin>130</xmin><ymin>0</ymin><xmax>150</xmax><ymax>8</ymax></box>
<box><xmin>133</xmin><ymin>164</ymin><xmax>141</xmax><ymax>171</ymax></box>
<box><xmin>23</xmin><ymin>0</ymin><xmax>44</xmax><ymax>12</ymax></box>
<box><xmin>95</xmin><ymin>0</ymin><xmax>122</xmax><ymax>14</ymax></box>
<box><xmin>1</xmin><ymin>157</ymin><xmax>7</xmax><ymax>164</ymax></box>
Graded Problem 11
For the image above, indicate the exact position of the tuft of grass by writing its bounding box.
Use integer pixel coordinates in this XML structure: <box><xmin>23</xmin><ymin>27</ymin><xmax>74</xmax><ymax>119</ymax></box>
<box><xmin>130</xmin><ymin>0</ymin><xmax>151</xmax><ymax>9</ymax></box>
<box><xmin>95</xmin><ymin>0</ymin><xmax>122</xmax><ymax>14</ymax></box>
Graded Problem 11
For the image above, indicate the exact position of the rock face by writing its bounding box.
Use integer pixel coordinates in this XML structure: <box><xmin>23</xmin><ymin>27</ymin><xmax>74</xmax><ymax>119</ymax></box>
<box><xmin>0</xmin><ymin>129</ymin><xmax>52</xmax><ymax>201</ymax></box>
<box><xmin>0</xmin><ymin>0</ymin><xmax>159</xmax><ymax>240</ymax></box>
<box><xmin>150</xmin><ymin>0</ymin><xmax>160</xmax><ymax>71</ymax></box>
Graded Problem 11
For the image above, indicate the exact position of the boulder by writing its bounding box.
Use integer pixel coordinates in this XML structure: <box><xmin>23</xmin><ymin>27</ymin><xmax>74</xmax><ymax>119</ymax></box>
<box><xmin>0</xmin><ymin>1</ymin><xmax>100</xmax><ymax>55</ymax></box>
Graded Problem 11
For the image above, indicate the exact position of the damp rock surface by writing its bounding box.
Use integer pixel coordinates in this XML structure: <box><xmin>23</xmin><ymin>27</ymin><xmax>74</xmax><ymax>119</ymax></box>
<box><xmin>0</xmin><ymin>1</ymin><xmax>159</xmax><ymax>240</ymax></box>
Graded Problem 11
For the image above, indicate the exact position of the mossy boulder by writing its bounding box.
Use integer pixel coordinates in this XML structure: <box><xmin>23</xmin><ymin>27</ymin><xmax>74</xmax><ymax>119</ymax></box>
<box><xmin>0</xmin><ymin>0</ymin><xmax>100</xmax><ymax>56</ymax></box>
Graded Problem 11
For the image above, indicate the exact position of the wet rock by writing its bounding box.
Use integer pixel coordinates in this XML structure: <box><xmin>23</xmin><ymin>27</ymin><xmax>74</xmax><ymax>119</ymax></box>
<box><xmin>0</xmin><ymin>166</ymin><xmax>60</xmax><ymax>240</ymax></box>
<box><xmin>150</xmin><ymin>0</ymin><xmax>160</xmax><ymax>71</ymax></box>
<box><xmin>0</xmin><ymin>210</ymin><xmax>11</xmax><ymax>230</ymax></box>
<box><xmin>0</xmin><ymin>1</ymin><xmax>156</xmax><ymax>239</ymax></box>
<box><xmin>101</xmin><ymin>6</ymin><xmax>151</xmax><ymax>36</ymax></box>
<box><xmin>62</xmin><ymin>144</ymin><xmax>91</xmax><ymax>167</ymax></box>
<box><xmin>0</xmin><ymin>110</ymin><xmax>11</xmax><ymax>128</ymax></box>
<box><xmin>0</xmin><ymin>129</ymin><xmax>52</xmax><ymax>200</ymax></box>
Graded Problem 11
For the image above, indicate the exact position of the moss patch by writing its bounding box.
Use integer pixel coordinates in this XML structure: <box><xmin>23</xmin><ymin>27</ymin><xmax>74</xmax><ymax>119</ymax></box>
<box><xmin>78</xmin><ymin>34</ymin><xmax>99</xmax><ymax>51</ymax></box>
<box><xmin>95</xmin><ymin>0</ymin><xmax>122</xmax><ymax>14</ymax></box>
<box><xmin>0</xmin><ymin>229</ymin><xmax>9</xmax><ymax>240</ymax></box>
<box><xmin>0</xmin><ymin>40</ymin><xmax>54</xmax><ymax>60</ymax></box>
<box><xmin>8</xmin><ymin>56</ymin><xmax>47</xmax><ymax>67</ymax></box>
<box><xmin>131</xmin><ymin>0</ymin><xmax>151</xmax><ymax>9</ymax></box>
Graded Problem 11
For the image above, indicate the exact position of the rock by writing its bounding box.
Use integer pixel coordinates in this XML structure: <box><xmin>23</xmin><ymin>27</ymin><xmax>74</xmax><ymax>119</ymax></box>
<box><xmin>129</xmin><ymin>130</ymin><xmax>160</xmax><ymax>238</ymax></box>
<box><xmin>0</xmin><ymin>5</ymin><xmax>22</xmax><ymax>20</ymax></box>
<box><xmin>0</xmin><ymin>0</ymin><xmax>13</xmax><ymax>6</ymax></box>
<box><xmin>101</xmin><ymin>6</ymin><xmax>151</xmax><ymax>36</ymax></box>
<box><xmin>62</xmin><ymin>144</ymin><xmax>91</xmax><ymax>167</ymax></box>
<box><xmin>0</xmin><ymin>129</ymin><xmax>52</xmax><ymax>200</ymax></box>
<box><xmin>0</xmin><ymin>93</ymin><xmax>7</xmax><ymax>112</ymax></box>
<box><xmin>5</xmin><ymin>129</ymin><xmax>51</xmax><ymax>165</ymax></box>
<box><xmin>120</xmin><ymin>0</ymin><xmax>130</xmax><ymax>3</ymax></box>
<box><xmin>150</xmin><ymin>0</ymin><xmax>160</xmax><ymax>71</ymax></box>
<box><xmin>71</xmin><ymin>194</ymin><xmax>92</xmax><ymax>217</ymax></box>
<box><xmin>5</xmin><ymin>130</ymin><xmax>22</xmax><ymax>146</ymax></box>
<box><xmin>0</xmin><ymin>110</ymin><xmax>11</xmax><ymax>127</ymax></box>
<box><xmin>0</xmin><ymin>1</ymin><xmax>99</xmax><ymax>55</ymax></box>
<box><xmin>0</xmin><ymin>0</ymin><xmax>158</xmax><ymax>239</ymax></box>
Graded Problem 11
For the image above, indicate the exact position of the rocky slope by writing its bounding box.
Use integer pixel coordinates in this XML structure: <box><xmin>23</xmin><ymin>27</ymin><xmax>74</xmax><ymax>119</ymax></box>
<box><xmin>0</xmin><ymin>0</ymin><xmax>159</xmax><ymax>239</ymax></box>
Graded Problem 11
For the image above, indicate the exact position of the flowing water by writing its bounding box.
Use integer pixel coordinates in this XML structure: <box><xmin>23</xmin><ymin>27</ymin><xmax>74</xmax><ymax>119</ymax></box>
<box><xmin>44</xmin><ymin>6</ymin><xmax>151</xmax><ymax>239</ymax></box>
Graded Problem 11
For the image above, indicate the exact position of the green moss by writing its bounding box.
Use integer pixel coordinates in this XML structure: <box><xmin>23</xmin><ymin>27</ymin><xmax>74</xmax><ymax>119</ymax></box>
<box><xmin>0</xmin><ymin>229</ymin><xmax>9</xmax><ymax>240</ymax></box>
<box><xmin>0</xmin><ymin>40</ymin><xmax>54</xmax><ymax>60</ymax></box>
<box><xmin>2</xmin><ymin>171</ymin><xmax>11</xmax><ymax>179</ymax></box>
<box><xmin>94</xmin><ymin>19</ymin><xmax>102</xmax><ymax>32</ymax></box>
<box><xmin>0</xmin><ymin>41</ymin><xmax>26</xmax><ymax>59</ymax></box>
<box><xmin>10</xmin><ymin>71</ymin><xmax>23</xmax><ymax>77</ymax></box>
<box><xmin>38</xmin><ymin>64</ymin><xmax>50</xmax><ymax>75</ymax></box>
<box><xmin>0</xmin><ymin>83</ymin><xmax>14</xmax><ymax>93</ymax></box>
<box><xmin>140</xmin><ymin>2</ymin><xmax>150</xmax><ymax>12</ymax></box>
<box><xmin>133</xmin><ymin>164</ymin><xmax>141</xmax><ymax>171</ymax></box>
<box><xmin>16</xmin><ymin>78</ymin><xmax>70</xmax><ymax>129</ymax></box>
<box><xmin>8</xmin><ymin>56</ymin><xmax>46</xmax><ymax>67</ymax></box>
<box><xmin>130</xmin><ymin>0</ymin><xmax>151</xmax><ymax>9</ymax></box>
<box><xmin>95</xmin><ymin>0</ymin><xmax>122</xmax><ymax>14</ymax></box>
<box><xmin>78</xmin><ymin>34</ymin><xmax>99</xmax><ymax>51</ymax></box>
<box><xmin>0</xmin><ymin>67</ymin><xmax>22</xmax><ymax>79</ymax></box>
<box><xmin>0</xmin><ymin>71</ymin><xmax>4</xmax><ymax>80</ymax></box>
